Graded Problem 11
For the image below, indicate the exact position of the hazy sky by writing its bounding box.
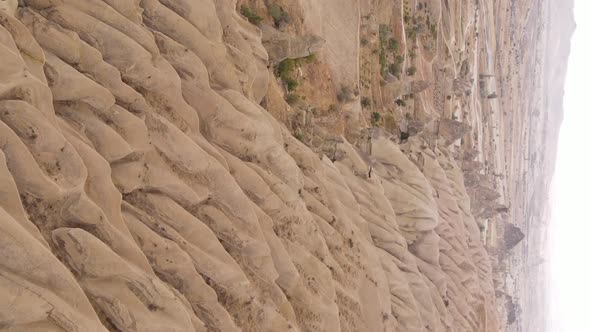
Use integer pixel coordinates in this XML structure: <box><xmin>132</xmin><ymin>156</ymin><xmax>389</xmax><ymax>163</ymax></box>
<box><xmin>549</xmin><ymin>1</ymin><xmax>590</xmax><ymax>331</ymax></box>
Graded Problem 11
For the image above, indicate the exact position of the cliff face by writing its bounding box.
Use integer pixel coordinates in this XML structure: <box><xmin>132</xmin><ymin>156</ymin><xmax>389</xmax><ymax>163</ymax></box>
<box><xmin>0</xmin><ymin>0</ymin><xmax>570</xmax><ymax>332</ymax></box>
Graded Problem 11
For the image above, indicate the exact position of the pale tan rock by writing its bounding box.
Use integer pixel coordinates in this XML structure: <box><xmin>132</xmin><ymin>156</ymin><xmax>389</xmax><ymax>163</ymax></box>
<box><xmin>0</xmin><ymin>207</ymin><xmax>107</xmax><ymax>332</ymax></box>
<box><xmin>52</xmin><ymin>227</ymin><xmax>200</xmax><ymax>332</ymax></box>
<box><xmin>0</xmin><ymin>0</ymin><xmax>17</xmax><ymax>16</ymax></box>
<box><xmin>0</xmin><ymin>0</ymin><xmax>555</xmax><ymax>331</ymax></box>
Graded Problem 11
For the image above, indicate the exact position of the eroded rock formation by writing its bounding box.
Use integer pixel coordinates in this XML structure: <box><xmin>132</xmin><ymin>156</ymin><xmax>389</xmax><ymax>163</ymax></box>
<box><xmin>261</xmin><ymin>25</ymin><xmax>325</xmax><ymax>64</ymax></box>
<box><xmin>0</xmin><ymin>0</ymin><xmax>572</xmax><ymax>331</ymax></box>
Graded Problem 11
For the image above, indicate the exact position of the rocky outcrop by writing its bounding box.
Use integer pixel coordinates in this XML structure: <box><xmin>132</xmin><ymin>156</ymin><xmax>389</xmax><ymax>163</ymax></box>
<box><xmin>504</xmin><ymin>223</ymin><xmax>525</xmax><ymax>251</ymax></box>
<box><xmin>438</xmin><ymin>119</ymin><xmax>471</xmax><ymax>146</ymax></box>
<box><xmin>381</xmin><ymin>80</ymin><xmax>431</xmax><ymax>107</ymax></box>
<box><xmin>261</xmin><ymin>25</ymin><xmax>325</xmax><ymax>63</ymax></box>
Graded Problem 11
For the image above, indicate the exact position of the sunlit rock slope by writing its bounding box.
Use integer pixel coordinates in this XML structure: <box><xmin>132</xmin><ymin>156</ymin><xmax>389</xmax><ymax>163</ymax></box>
<box><xmin>0</xmin><ymin>0</ymin><xmax>571</xmax><ymax>331</ymax></box>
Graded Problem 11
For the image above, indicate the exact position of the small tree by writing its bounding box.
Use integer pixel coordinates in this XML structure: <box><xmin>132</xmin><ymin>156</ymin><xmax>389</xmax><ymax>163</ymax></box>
<box><xmin>389</xmin><ymin>63</ymin><xmax>402</xmax><ymax>78</ymax></box>
<box><xmin>407</xmin><ymin>66</ymin><xmax>417</xmax><ymax>76</ymax></box>
<box><xmin>361</xmin><ymin>97</ymin><xmax>372</xmax><ymax>108</ymax></box>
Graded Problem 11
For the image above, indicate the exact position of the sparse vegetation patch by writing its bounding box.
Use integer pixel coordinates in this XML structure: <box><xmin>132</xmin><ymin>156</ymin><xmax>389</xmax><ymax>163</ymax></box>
<box><xmin>240</xmin><ymin>6</ymin><xmax>262</xmax><ymax>25</ymax></box>
<box><xmin>337</xmin><ymin>86</ymin><xmax>355</xmax><ymax>102</ymax></box>
<box><xmin>371</xmin><ymin>112</ymin><xmax>381</xmax><ymax>126</ymax></box>
<box><xmin>286</xmin><ymin>93</ymin><xmax>300</xmax><ymax>105</ymax></box>
<box><xmin>269</xmin><ymin>4</ymin><xmax>290</xmax><ymax>28</ymax></box>
<box><xmin>378</xmin><ymin>24</ymin><xmax>404</xmax><ymax>78</ymax></box>
<box><xmin>276</xmin><ymin>54</ymin><xmax>318</xmax><ymax>104</ymax></box>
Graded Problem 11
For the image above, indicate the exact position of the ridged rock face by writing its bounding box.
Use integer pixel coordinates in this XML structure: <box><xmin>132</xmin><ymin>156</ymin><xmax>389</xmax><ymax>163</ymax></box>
<box><xmin>0</xmin><ymin>0</ymin><xmax>564</xmax><ymax>331</ymax></box>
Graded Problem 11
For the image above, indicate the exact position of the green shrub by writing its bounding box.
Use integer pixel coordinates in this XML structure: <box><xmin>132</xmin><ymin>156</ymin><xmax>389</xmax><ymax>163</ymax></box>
<box><xmin>389</xmin><ymin>62</ymin><xmax>402</xmax><ymax>78</ymax></box>
<box><xmin>277</xmin><ymin>55</ymin><xmax>315</xmax><ymax>92</ymax></box>
<box><xmin>407</xmin><ymin>27</ymin><xmax>417</xmax><ymax>40</ymax></box>
<box><xmin>299</xmin><ymin>53</ymin><xmax>317</xmax><ymax>64</ymax></box>
<box><xmin>240</xmin><ymin>6</ymin><xmax>262</xmax><ymax>25</ymax></box>
<box><xmin>286</xmin><ymin>93</ymin><xmax>300</xmax><ymax>105</ymax></box>
<box><xmin>284</xmin><ymin>77</ymin><xmax>299</xmax><ymax>91</ymax></box>
<box><xmin>371</xmin><ymin>112</ymin><xmax>381</xmax><ymax>126</ymax></box>
<box><xmin>269</xmin><ymin>4</ymin><xmax>290</xmax><ymax>28</ymax></box>
<box><xmin>430</xmin><ymin>23</ymin><xmax>437</xmax><ymax>36</ymax></box>
<box><xmin>277</xmin><ymin>59</ymin><xmax>299</xmax><ymax>90</ymax></box>
<box><xmin>379</xmin><ymin>49</ymin><xmax>388</xmax><ymax>75</ymax></box>
<box><xmin>337</xmin><ymin>86</ymin><xmax>354</xmax><ymax>102</ymax></box>
<box><xmin>379</xmin><ymin>24</ymin><xmax>390</xmax><ymax>39</ymax></box>
<box><xmin>395</xmin><ymin>55</ymin><xmax>404</xmax><ymax>64</ymax></box>
<box><xmin>277</xmin><ymin>59</ymin><xmax>296</xmax><ymax>78</ymax></box>
<box><xmin>294</xmin><ymin>131</ymin><xmax>304</xmax><ymax>141</ymax></box>
<box><xmin>387</xmin><ymin>38</ymin><xmax>399</xmax><ymax>51</ymax></box>
<box><xmin>361</xmin><ymin>97</ymin><xmax>372</xmax><ymax>108</ymax></box>
<box><xmin>407</xmin><ymin>66</ymin><xmax>417</xmax><ymax>76</ymax></box>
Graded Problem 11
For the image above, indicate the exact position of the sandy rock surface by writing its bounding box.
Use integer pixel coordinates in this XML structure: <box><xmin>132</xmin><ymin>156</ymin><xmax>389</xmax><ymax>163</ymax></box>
<box><xmin>0</xmin><ymin>0</ymin><xmax>572</xmax><ymax>331</ymax></box>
